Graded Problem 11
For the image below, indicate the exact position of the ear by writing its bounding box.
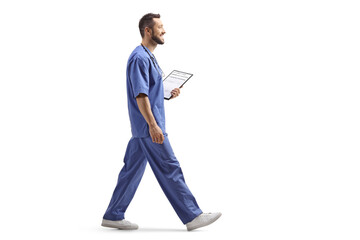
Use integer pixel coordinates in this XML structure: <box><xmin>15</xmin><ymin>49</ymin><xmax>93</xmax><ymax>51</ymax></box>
<box><xmin>145</xmin><ymin>27</ymin><xmax>152</xmax><ymax>35</ymax></box>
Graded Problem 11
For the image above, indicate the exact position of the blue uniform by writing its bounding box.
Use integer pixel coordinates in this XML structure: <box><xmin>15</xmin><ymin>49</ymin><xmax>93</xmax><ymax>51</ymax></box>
<box><xmin>126</xmin><ymin>45</ymin><xmax>166</xmax><ymax>137</ymax></box>
<box><xmin>103</xmin><ymin>45</ymin><xmax>202</xmax><ymax>224</ymax></box>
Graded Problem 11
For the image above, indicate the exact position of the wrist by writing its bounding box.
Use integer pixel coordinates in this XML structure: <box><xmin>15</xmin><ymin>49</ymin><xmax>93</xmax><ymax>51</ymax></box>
<box><xmin>148</xmin><ymin>122</ymin><xmax>158</xmax><ymax>128</ymax></box>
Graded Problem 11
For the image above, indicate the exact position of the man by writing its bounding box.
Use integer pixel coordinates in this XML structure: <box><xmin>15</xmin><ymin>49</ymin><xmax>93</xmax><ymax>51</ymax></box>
<box><xmin>101</xmin><ymin>13</ymin><xmax>221</xmax><ymax>231</ymax></box>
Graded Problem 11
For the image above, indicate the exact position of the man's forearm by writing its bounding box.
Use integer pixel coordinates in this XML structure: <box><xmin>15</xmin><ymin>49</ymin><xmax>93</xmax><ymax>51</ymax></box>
<box><xmin>136</xmin><ymin>94</ymin><xmax>157</xmax><ymax>127</ymax></box>
<box><xmin>136</xmin><ymin>93</ymin><xmax>164</xmax><ymax>144</ymax></box>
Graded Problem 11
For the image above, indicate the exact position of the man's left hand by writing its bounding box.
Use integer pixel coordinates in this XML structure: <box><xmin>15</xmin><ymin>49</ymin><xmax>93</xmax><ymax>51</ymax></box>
<box><xmin>171</xmin><ymin>88</ymin><xmax>180</xmax><ymax>99</ymax></box>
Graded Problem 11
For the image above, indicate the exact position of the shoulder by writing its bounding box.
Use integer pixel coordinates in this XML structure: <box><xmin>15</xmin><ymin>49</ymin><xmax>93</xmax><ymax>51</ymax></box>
<box><xmin>128</xmin><ymin>46</ymin><xmax>150</xmax><ymax>63</ymax></box>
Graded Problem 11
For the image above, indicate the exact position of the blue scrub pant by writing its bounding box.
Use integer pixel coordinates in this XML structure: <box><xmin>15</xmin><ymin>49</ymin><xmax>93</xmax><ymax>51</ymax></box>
<box><xmin>103</xmin><ymin>134</ymin><xmax>202</xmax><ymax>224</ymax></box>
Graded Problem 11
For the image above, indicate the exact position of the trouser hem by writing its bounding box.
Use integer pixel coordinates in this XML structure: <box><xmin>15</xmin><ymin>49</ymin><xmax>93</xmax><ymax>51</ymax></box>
<box><xmin>103</xmin><ymin>214</ymin><xmax>125</xmax><ymax>221</ymax></box>
<box><xmin>183</xmin><ymin>209</ymin><xmax>203</xmax><ymax>225</ymax></box>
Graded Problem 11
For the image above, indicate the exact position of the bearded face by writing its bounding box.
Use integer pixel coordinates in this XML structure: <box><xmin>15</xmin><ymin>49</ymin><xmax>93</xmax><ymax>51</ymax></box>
<box><xmin>150</xmin><ymin>18</ymin><xmax>165</xmax><ymax>45</ymax></box>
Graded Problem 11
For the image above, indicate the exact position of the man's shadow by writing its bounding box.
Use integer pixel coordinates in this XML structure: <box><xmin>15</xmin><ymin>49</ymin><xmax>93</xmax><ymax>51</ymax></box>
<box><xmin>106</xmin><ymin>227</ymin><xmax>201</xmax><ymax>232</ymax></box>
<box><xmin>137</xmin><ymin>227</ymin><xmax>187</xmax><ymax>232</ymax></box>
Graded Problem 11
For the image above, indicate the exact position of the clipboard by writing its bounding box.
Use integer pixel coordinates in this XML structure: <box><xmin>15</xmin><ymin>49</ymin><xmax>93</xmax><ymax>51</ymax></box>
<box><xmin>163</xmin><ymin>70</ymin><xmax>193</xmax><ymax>100</ymax></box>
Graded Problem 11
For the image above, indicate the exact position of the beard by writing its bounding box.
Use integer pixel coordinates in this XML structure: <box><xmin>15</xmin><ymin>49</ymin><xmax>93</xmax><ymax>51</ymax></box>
<box><xmin>151</xmin><ymin>31</ymin><xmax>164</xmax><ymax>45</ymax></box>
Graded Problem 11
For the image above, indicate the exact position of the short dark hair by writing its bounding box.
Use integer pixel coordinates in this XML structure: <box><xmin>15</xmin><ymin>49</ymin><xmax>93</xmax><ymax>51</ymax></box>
<box><xmin>139</xmin><ymin>13</ymin><xmax>161</xmax><ymax>38</ymax></box>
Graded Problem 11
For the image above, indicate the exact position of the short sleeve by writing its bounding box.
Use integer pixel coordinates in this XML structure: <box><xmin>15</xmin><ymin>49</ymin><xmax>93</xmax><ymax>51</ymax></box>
<box><xmin>128</xmin><ymin>57</ymin><xmax>150</xmax><ymax>98</ymax></box>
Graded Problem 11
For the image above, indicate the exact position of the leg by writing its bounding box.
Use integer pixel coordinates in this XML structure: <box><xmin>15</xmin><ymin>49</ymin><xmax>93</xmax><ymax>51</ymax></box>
<box><xmin>139</xmin><ymin>134</ymin><xmax>202</xmax><ymax>224</ymax></box>
<box><xmin>103</xmin><ymin>137</ymin><xmax>147</xmax><ymax>221</ymax></box>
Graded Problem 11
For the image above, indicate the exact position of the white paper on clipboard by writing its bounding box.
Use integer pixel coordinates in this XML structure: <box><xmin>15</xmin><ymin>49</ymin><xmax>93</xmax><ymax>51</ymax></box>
<box><xmin>163</xmin><ymin>70</ymin><xmax>193</xmax><ymax>100</ymax></box>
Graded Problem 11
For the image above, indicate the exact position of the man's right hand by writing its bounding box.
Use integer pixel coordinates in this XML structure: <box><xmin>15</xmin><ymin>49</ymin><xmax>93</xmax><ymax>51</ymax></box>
<box><xmin>149</xmin><ymin>124</ymin><xmax>164</xmax><ymax>144</ymax></box>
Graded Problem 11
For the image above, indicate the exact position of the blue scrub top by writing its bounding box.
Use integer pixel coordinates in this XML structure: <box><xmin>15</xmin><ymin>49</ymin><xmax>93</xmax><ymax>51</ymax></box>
<box><xmin>126</xmin><ymin>45</ymin><xmax>166</xmax><ymax>138</ymax></box>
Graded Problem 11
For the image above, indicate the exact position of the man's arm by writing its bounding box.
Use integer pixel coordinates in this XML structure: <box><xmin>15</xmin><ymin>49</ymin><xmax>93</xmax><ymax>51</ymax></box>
<box><xmin>136</xmin><ymin>93</ymin><xmax>164</xmax><ymax>144</ymax></box>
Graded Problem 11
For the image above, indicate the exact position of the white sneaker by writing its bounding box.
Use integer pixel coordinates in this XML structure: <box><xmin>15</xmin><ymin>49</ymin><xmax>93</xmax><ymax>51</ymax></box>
<box><xmin>186</xmin><ymin>212</ymin><xmax>222</xmax><ymax>231</ymax></box>
<box><xmin>101</xmin><ymin>219</ymin><xmax>139</xmax><ymax>230</ymax></box>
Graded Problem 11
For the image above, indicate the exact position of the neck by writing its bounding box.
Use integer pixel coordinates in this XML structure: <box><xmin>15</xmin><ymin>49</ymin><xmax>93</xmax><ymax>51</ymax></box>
<box><xmin>141</xmin><ymin>39</ymin><xmax>157</xmax><ymax>53</ymax></box>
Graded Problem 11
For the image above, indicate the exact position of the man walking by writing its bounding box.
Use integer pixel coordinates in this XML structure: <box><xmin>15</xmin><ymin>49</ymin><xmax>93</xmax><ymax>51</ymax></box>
<box><xmin>101</xmin><ymin>13</ymin><xmax>221</xmax><ymax>231</ymax></box>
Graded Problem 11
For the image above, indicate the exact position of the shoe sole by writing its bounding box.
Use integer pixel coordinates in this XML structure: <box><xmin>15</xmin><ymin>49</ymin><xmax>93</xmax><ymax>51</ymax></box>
<box><xmin>101</xmin><ymin>220</ymin><xmax>138</xmax><ymax>230</ymax></box>
<box><xmin>187</xmin><ymin>213</ymin><xmax>222</xmax><ymax>231</ymax></box>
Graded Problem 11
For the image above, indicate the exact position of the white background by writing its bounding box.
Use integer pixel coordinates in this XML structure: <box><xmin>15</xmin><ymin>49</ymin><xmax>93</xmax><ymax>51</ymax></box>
<box><xmin>1</xmin><ymin>0</ymin><xmax>359</xmax><ymax>239</ymax></box>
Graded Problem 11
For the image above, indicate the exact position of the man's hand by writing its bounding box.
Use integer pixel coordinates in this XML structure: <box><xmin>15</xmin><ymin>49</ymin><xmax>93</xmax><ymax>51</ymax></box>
<box><xmin>171</xmin><ymin>88</ymin><xmax>180</xmax><ymax>99</ymax></box>
<box><xmin>149</xmin><ymin>124</ymin><xmax>164</xmax><ymax>144</ymax></box>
